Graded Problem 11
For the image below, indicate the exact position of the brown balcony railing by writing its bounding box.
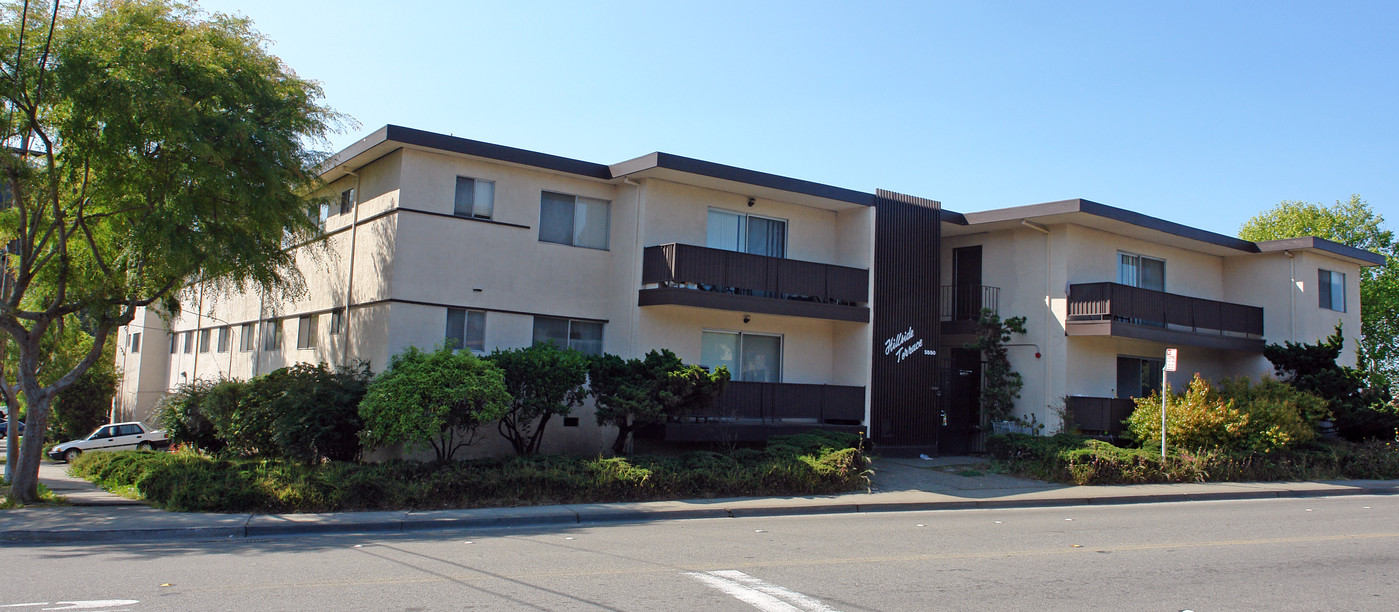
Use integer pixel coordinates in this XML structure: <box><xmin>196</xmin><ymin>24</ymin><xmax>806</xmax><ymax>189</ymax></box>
<box><xmin>1067</xmin><ymin>282</ymin><xmax>1263</xmax><ymax>337</ymax></box>
<box><xmin>642</xmin><ymin>243</ymin><xmax>868</xmax><ymax>305</ymax></box>
<box><xmin>1066</xmin><ymin>396</ymin><xmax>1136</xmax><ymax>435</ymax></box>
<box><xmin>939</xmin><ymin>285</ymin><xmax>999</xmax><ymax>321</ymax></box>
<box><xmin>672</xmin><ymin>381</ymin><xmax>866</xmax><ymax>425</ymax></box>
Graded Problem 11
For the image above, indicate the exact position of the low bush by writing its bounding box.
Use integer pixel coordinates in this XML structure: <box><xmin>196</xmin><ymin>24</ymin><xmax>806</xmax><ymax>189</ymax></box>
<box><xmin>988</xmin><ymin>432</ymin><xmax>1399</xmax><ymax>485</ymax></box>
<box><xmin>69</xmin><ymin>431</ymin><xmax>868</xmax><ymax>513</ymax></box>
<box><xmin>1125</xmin><ymin>374</ymin><xmax>1319</xmax><ymax>453</ymax></box>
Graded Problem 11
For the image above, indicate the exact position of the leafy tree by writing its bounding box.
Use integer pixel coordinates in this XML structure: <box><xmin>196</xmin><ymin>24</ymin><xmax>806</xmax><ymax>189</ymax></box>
<box><xmin>359</xmin><ymin>346</ymin><xmax>511</xmax><ymax>462</ymax></box>
<box><xmin>486</xmin><ymin>343</ymin><xmax>589</xmax><ymax>455</ymax></box>
<box><xmin>1239</xmin><ymin>196</ymin><xmax>1399</xmax><ymax>392</ymax></box>
<box><xmin>1264</xmin><ymin>324</ymin><xmax>1396</xmax><ymax>441</ymax></box>
<box><xmin>0</xmin><ymin>1</ymin><xmax>340</xmax><ymax>501</ymax></box>
<box><xmin>589</xmin><ymin>349</ymin><xmax>730</xmax><ymax>455</ymax></box>
<box><xmin>966</xmin><ymin>309</ymin><xmax>1028</xmax><ymax>422</ymax></box>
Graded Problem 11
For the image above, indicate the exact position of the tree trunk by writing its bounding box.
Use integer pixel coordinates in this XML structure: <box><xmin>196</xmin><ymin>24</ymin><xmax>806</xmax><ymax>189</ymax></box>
<box><xmin>610</xmin><ymin>419</ymin><xmax>634</xmax><ymax>456</ymax></box>
<box><xmin>9</xmin><ymin>391</ymin><xmax>51</xmax><ymax>503</ymax></box>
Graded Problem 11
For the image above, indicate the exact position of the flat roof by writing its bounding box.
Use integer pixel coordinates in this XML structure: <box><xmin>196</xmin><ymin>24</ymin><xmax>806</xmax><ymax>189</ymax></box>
<box><xmin>319</xmin><ymin>127</ymin><xmax>1384</xmax><ymax>265</ymax></box>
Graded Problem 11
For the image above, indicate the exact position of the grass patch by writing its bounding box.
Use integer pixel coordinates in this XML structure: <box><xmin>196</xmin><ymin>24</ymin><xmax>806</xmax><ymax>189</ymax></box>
<box><xmin>0</xmin><ymin>480</ymin><xmax>67</xmax><ymax>508</ymax></box>
<box><xmin>69</xmin><ymin>430</ymin><xmax>869</xmax><ymax>513</ymax></box>
<box><xmin>987</xmin><ymin>433</ymin><xmax>1399</xmax><ymax>485</ymax></box>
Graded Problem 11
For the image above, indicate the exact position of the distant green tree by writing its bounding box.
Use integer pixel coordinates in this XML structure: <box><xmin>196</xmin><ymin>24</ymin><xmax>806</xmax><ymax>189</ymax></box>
<box><xmin>486</xmin><ymin>343</ymin><xmax>589</xmax><ymax>455</ymax></box>
<box><xmin>359</xmin><ymin>346</ymin><xmax>511</xmax><ymax>462</ymax></box>
<box><xmin>1240</xmin><ymin>196</ymin><xmax>1399</xmax><ymax>392</ymax></box>
<box><xmin>50</xmin><ymin>341</ymin><xmax>118</xmax><ymax>443</ymax></box>
<box><xmin>589</xmin><ymin>349</ymin><xmax>729</xmax><ymax>455</ymax></box>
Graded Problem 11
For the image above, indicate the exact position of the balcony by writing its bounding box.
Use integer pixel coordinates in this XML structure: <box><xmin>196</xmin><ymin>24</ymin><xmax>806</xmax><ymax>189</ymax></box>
<box><xmin>1066</xmin><ymin>282</ymin><xmax>1264</xmax><ymax>352</ymax></box>
<box><xmin>939</xmin><ymin>285</ymin><xmax>999</xmax><ymax>335</ymax></box>
<box><xmin>663</xmin><ymin>381</ymin><xmax>866</xmax><ymax>442</ymax></box>
<box><xmin>1065</xmin><ymin>396</ymin><xmax>1135</xmax><ymax>435</ymax></box>
<box><xmin>640</xmin><ymin>243</ymin><xmax>869</xmax><ymax>322</ymax></box>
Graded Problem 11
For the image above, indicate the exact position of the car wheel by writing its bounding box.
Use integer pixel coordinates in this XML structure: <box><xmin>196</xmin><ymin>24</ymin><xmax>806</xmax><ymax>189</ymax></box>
<box><xmin>137</xmin><ymin>442</ymin><xmax>152</xmax><ymax>451</ymax></box>
<box><xmin>64</xmin><ymin>448</ymin><xmax>81</xmax><ymax>463</ymax></box>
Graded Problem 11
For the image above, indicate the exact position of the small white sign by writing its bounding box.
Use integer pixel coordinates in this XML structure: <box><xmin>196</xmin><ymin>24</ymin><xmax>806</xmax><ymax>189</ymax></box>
<box><xmin>1165</xmin><ymin>348</ymin><xmax>1178</xmax><ymax>372</ymax></box>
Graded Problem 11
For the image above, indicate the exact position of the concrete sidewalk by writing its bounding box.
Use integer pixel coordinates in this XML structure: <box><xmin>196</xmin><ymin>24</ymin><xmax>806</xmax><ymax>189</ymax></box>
<box><xmin>3</xmin><ymin>456</ymin><xmax>1397</xmax><ymax>544</ymax></box>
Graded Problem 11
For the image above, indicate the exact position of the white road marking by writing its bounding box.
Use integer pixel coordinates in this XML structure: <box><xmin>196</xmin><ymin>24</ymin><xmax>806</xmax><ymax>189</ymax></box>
<box><xmin>2</xmin><ymin>603</ymin><xmax>137</xmax><ymax>611</ymax></box>
<box><xmin>45</xmin><ymin>603</ymin><xmax>139</xmax><ymax>611</ymax></box>
<box><xmin>687</xmin><ymin>570</ymin><xmax>839</xmax><ymax>612</ymax></box>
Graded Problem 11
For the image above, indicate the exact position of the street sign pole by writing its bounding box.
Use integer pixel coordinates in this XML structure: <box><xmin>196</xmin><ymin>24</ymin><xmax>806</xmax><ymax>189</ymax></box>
<box><xmin>1162</xmin><ymin>348</ymin><xmax>1178</xmax><ymax>458</ymax></box>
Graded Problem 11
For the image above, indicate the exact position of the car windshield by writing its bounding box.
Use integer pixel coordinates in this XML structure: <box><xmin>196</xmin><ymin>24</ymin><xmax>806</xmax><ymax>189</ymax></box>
<box><xmin>88</xmin><ymin>426</ymin><xmax>111</xmax><ymax>439</ymax></box>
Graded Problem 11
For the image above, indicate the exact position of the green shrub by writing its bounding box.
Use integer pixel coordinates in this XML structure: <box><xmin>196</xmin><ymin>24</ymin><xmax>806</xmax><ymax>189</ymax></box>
<box><xmin>69</xmin><ymin>430</ymin><xmax>868</xmax><ymax>513</ymax></box>
<box><xmin>988</xmin><ymin>432</ymin><xmax>1399</xmax><ymax>485</ymax></box>
<box><xmin>157</xmin><ymin>380</ymin><xmax>228</xmax><ymax>454</ymax></box>
<box><xmin>1126</xmin><ymin>374</ymin><xmax>1317</xmax><ymax>453</ymax></box>
<box><xmin>359</xmin><ymin>345</ymin><xmax>512</xmax><ymax>462</ymax></box>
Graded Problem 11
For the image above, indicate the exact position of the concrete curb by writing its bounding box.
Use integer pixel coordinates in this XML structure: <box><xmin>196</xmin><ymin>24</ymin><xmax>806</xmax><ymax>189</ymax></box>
<box><xmin>4</xmin><ymin>483</ymin><xmax>1397</xmax><ymax>545</ymax></box>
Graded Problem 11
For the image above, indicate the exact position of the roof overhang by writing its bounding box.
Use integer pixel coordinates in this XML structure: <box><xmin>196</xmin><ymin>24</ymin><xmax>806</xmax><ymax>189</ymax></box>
<box><xmin>1255</xmin><ymin>237</ymin><xmax>1386</xmax><ymax>267</ymax></box>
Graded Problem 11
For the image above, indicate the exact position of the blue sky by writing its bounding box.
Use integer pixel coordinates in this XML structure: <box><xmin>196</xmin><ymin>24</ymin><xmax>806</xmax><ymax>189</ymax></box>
<box><xmin>195</xmin><ymin>0</ymin><xmax>1397</xmax><ymax>237</ymax></box>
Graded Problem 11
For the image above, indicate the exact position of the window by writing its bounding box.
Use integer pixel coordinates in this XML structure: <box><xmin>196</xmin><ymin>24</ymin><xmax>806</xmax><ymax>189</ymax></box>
<box><xmin>308</xmin><ymin>202</ymin><xmax>329</xmax><ymax>232</ymax></box>
<box><xmin>129</xmin><ymin>332</ymin><xmax>141</xmax><ymax>354</ymax></box>
<box><xmin>216</xmin><ymin>327</ymin><xmax>230</xmax><ymax>353</ymax></box>
<box><xmin>1116</xmin><ymin>356</ymin><xmax>1164</xmax><ymax>399</ymax></box>
<box><xmin>539</xmin><ymin>191</ymin><xmax>609</xmax><ymax>249</ymax></box>
<box><xmin>170</xmin><ymin>334</ymin><xmax>177</xmax><ymax>354</ymax></box>
<box><xmin>701</xmin><ymin>331</ymin><xmax>782</xmax><ymax>382</ymax></box>
<box><xmin>1118</xmin><ymin>252</ymin><xmax>1165</xmax><ymax>291</ymax></box>
<box><xmin>706</xmin><ymin>209</ymin><xmax>787</xmax><ymax>258</ymax></box>
<box><xmin>329</xmin><ymin>309</ymin><xmax>344</xmax><ymax>335</ymax></box>
<box><xmin>262</xmin><ymin>319</ymin><xmax>282</xmax><ymax>351</ymax></box>
<box><xmin>198</xmin><ymin>329</ymin><xmax>211</xmax><ymax>353</ymax></box>
<box><xmin>454</xmin><ymin>177</ymin><xmax>495</xmax><ymax>219</ymax></box>
<box><xmin>339</xmin><ymin>188</ymin><xmax>356</xmax><ymax>215</ymax></box>
<box><xmin>297</xmin><ymin>315</ymin><xmax>318</xmax><ymax>350</ymax></box>
<box><xmin>445</xmin><ymin>308</ymin><xmax>485</xmax><ymax>351</ymax></box>
<box><xmin>531</xmin><ymin>316</ymin><xmax>603</xmax><ymax>356</ymax></box>
<box><xmin>1319</xmin><ymin>269</ymin><xmax>1346</xmax><ymax>312</ymax></box>
<box><xmin>183</xmin><ymin>331</ymin><xmax>194</xmax><ymax>354</ymax></box>
<box><xmin>239</xmin><ymin>323</ymin><xmax>255</xmax><ymax>352</ymax></box>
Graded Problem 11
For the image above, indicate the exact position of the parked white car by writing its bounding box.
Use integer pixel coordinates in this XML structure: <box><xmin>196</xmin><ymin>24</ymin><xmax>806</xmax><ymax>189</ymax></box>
<box><xmin>48</xmin><ymin>422</ymin><xmax>169</xmax><ymax>462</ymax></box>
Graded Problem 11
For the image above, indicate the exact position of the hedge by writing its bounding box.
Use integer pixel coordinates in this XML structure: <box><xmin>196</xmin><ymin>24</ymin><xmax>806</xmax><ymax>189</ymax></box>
<box><xmin>69</xmin><ymin>430</ymin><xmax>868</xmax><ymax>513</ymax></box>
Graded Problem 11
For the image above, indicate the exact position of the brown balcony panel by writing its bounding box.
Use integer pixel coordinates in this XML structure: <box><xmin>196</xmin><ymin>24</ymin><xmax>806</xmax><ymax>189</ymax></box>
<box><xmin>641</xmin><ymin>243</ymin><xmax>870</xmax><ymax>322</ymax></box>
<box><xmin>665</xmin><ymin>381</ymin><xmax>867</xmax><ymax>442</ymax></box>
<box><xmin>1065</xmin><ymin>282</ymin><xmax>1264</xmax><ymax>352</ymax></box>
<box><xmin>1066</xmin><ymin>396</ymin><xmax>1135</xmax><ymax>435</ymax></box>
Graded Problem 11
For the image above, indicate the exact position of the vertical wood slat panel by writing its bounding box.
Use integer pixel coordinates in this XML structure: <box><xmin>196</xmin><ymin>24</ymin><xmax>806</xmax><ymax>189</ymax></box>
<box><xmin>870</xmin><ymin>190</ymin><xmax>941</xmax><ymax>448</ymax></box>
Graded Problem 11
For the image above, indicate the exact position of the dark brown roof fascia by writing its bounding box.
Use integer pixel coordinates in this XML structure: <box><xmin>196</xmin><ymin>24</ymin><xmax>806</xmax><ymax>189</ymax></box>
<box><xmin>1255</xmin><ymin>237</ymin><xmax>1386</xmax><ymax>266</ymax></box>
<box><xmin>964</xmin><ymin>198</ymin><xmax>1261</xmax><ymax>253</ymax></box>
<box><xmin>611</xmin><ymin>152</ymin><xmax>878</xmax><ymax>207</ymax></box>
<box><xmin>320</xmin><ymin>125</ymin><xmax>614</xmax><ymax>180</ymax></box>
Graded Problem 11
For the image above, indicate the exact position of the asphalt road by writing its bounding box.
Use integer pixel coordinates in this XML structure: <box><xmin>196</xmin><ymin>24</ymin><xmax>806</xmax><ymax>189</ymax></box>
<box><xmin>6</xmin><ymin>495</ymin><xmax>1396</xmax><ymax>611</ymax></box>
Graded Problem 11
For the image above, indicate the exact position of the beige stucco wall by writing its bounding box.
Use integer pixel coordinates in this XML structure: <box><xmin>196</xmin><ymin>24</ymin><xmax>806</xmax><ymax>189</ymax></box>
<box><xmin>943</xmin><ymin>220</ymin><xmax>1365</xmax><ymax>433</ymax></box>
<box><xmin>114</xmin><ymin>142</ymin><xmax>878</xmax><ymax>459</ymax></box>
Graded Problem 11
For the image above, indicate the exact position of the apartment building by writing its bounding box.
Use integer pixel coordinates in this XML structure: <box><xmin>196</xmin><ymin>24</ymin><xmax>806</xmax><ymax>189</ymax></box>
<box><xmin>111</xmin><ymin>126</ymin><xmax>1383</xmax><ymax>457</ymax></box>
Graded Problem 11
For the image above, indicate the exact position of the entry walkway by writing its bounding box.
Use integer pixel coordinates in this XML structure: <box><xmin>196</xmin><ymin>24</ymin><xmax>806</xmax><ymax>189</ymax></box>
<box><xmin>3</xmin><ymin>456</ymin><xmax>1397</xmax><ymax>544</ymax></box>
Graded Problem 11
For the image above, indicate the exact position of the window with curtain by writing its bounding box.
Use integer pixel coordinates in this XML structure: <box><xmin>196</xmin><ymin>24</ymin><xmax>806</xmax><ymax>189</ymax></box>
<box><xmin>454</xmin><ymin>177</ymin><xmax>495</xmax><ymax>219</ymax></box>
<box><xmin>539</xmin><ymin>191</ymin><xmax>609</xmax><ymax>249</ymax></box>
<box><xmin>705</xmin><ymin>209</ymin><xmax>786</xmax><ymax>258</ymax></box>
<box><xmin>1118</xmin><ymin>252</ymin><xmax>1165</xmax><ymax>291</ymax></box>
<box><xmin>445</xmin><ymin>308</ymin><xmax>486</xmax><ymax>351</ymax></box>
<box><xmin>700</xmin><ymin>331</ymin><xmax>782</xmax><ymax>382</ymax></box>
<box><xmin>1319</xmin><ymin>269</ymin><xmax>1345</xmax><ymax>312</ymax></box>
